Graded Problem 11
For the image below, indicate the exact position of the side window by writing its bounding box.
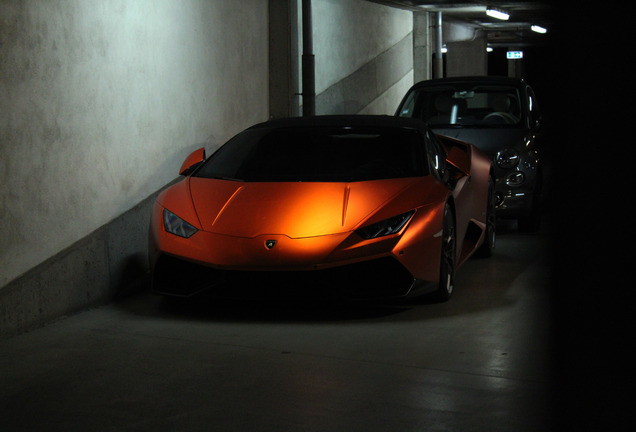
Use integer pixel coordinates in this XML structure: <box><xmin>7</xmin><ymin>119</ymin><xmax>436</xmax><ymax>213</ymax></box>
<box><xmin>397</xmin><ymin>91</ymin><xmax>417</xmax><ymax>117</ymax></box>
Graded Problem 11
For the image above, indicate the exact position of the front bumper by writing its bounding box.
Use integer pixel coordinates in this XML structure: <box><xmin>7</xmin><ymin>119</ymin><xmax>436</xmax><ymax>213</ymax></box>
<box><xmin>151</xmin><ymin>253</ymin><xmax>426</xmax><ymax>300</ymax></box>
<box><xmin>494</xmin><ymin>184</ymin><xmax>537</xmax><ymax>217</ymax></box>
<box><xmin>493</xmin><ymin>154</ymin><xmax>540</xmax><ymax>218</ymax></box>
<box><xmin>149</xmin><ymin>200</ymin><xmax>447</xmax><ymax>301</ymax></box>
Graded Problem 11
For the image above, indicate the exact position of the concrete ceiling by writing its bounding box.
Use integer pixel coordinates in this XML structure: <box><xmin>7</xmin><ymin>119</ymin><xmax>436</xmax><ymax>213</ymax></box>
<box><xmin>367</xmin><ymin>1</ymin><xmax>554</xmax><ymax>47</ymax></box>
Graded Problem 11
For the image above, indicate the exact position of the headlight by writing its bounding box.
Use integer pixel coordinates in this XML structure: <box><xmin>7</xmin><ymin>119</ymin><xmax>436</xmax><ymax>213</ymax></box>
<box><xmin>163</xmin><ymin>209</ymin><xmax>198</xmax><ymax>238</ymax></box>
<box><xmin>496</xmin><ymin>148</ymin><xmax>519</xmax><ymax>169</ymax></box>
<box><xmin>355</xmin><ymin>210</ymin><xmax>415</xmax><ymax>240</ymax></box>
<box><xmin>505</xmin><ymin>172</ymin><xmax>525</xmax><ymax>186</ymax></box>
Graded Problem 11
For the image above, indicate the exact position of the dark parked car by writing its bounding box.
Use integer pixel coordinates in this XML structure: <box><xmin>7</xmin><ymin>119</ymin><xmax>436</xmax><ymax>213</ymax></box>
<box><xmin>396</xmin><ymin>76</ymin><xmax>544</xmax><ymax>231</ymax></box>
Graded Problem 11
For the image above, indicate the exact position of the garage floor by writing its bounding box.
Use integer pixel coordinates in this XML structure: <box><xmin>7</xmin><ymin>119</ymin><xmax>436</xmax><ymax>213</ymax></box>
<box><xmin>0</xmin><ymin>221</ymin><xmax>553</xmax><ymax>431</ymax></box>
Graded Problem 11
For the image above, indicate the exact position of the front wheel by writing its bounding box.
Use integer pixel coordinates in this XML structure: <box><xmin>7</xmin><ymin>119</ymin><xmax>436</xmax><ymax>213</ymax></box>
<box><xmin>433</xmin><ymin>203</ymin><xmax>456</xmax><ymax>302</ymax></box>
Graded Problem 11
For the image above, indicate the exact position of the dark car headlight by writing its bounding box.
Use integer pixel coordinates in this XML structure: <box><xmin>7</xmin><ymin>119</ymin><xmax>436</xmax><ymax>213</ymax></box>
<box><xmin>355</xmin><ymin>210</ymin><xmax>415</xmax><ymax>240</ymax></box>
<box><xmin>505</xmin><ymin>171</ymin><xmax>525</xmax><ymax>186</ymax></box>
<box><xmin>496</xmin><ymin>148</ymin><xmax>519</xmax><ymax>169</ymax></box>
<box><xmin>163</xmin><ymin>209</ymin><xmax>198</xmax><ymax>238</ymax></box>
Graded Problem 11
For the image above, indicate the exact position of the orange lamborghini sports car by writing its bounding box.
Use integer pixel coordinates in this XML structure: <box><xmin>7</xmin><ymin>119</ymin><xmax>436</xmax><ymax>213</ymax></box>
<box><xmin>149</xmin><ymin>115</ymin><xmax>495</xmax><ymax>302</ymax></box>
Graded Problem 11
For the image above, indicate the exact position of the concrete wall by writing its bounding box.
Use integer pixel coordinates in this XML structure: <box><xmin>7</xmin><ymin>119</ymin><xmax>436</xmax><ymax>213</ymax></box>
<box><xmin>411</xmin><ymin>13</ymin><xmax>488</xmax><ymax>83</ymax></box>
<box><xmin>443</xmin><ymin>18</ymin><xmax>487</xmax><ymax>78</ymax></box>
<box><xmin>446</xmin><ymin>37</ymin><xmax>488</xmax><ymax>77</ymax></box>
<box><xmin>1</xmin><ymin>0</ymin><xmax>417</xmax><ymax>337</ymax></box>
<box><xmin>1</xmin><ymin>0</ymin><xmax>269</xmax><ymax>336</ymax></box>
<box><xmin>312</xmin><ymin>0</ymin><xmax>413</xmax><ymax>115</ymax></box>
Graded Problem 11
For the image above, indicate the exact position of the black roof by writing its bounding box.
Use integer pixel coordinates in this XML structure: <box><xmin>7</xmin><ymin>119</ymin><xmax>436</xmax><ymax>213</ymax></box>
<box><xmin>250</xmin><ymin>115</ymin><xmax>428</xmax><ymax>131</ymax></box>
<box><xmin>409</xmin><ymin>76</ymin><xmax>529</xmax><ymax>90</ymax></box>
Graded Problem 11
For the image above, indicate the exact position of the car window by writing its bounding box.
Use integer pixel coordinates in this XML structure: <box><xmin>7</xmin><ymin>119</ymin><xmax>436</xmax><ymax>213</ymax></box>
<box><xmin>195</xmin><ymin>126</ymin><xmax>429</xmax><ymax>182</ymax></box>
<box><xmin>399</xmin><ymin>84</ymin><xmax>523</xmax><ymax>127</ymax></box>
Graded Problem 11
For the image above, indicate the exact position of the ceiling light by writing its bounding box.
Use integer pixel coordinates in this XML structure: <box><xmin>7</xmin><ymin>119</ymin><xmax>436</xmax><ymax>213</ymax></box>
<box><xmin>486</xmin><ymin>8</ymin><xmax>509</xmax><ymax>20</ymax></box>
<box><xmin>531</xmin><ymin>25</ymin><xmax>547</xmax><ymax>34</ymax></box>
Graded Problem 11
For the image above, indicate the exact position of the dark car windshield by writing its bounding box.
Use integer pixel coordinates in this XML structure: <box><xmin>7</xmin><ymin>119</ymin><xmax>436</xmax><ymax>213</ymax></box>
<box><xmin>398</xmin><ymin>84</ymin><xmax>522</xmax><ymax>127</ymax></box>
<box><xmin>194</xmin><ymin>126</ymin><xmax>428</xmax><ymax>182</ymax></box>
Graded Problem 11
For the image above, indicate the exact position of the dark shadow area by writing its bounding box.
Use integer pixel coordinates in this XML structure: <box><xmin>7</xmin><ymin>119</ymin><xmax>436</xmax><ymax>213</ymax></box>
<box><xmin>159</xmin><ymin>295</ymin><xmax>413</xmax><ymax>323</ymax></box>
<box><xmin>112</xmin><ymin>254</ymin><xmax>150</xmax><ymax>301</ymax></box>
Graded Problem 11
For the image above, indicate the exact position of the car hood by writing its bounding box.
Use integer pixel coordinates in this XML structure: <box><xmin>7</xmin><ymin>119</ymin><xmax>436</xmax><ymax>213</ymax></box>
<box><xmin>188</xmin><ymin>177</ymin><xmax>430</xmax><ymax>238</ymax></box>
<box><xmin>432</xmin><ymin>127</ymin><xmax>528</xmax><ymax>156</ymax></box>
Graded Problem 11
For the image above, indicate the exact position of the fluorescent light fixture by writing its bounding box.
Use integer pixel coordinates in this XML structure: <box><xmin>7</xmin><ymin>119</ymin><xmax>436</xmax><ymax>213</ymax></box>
<box><xmin>531</xmin><ymin>25</ymin><xmax>547</xmax><ymax>34</ymax></box>
<box><xmin>486</xmin><ymin>8</ymin><xmax>509</xmax><ymax>20</ymax></box>
<box><xmin>486</xmin><ymin>46</ymin><xmax>493</xmax><ymax>52</ymax></box>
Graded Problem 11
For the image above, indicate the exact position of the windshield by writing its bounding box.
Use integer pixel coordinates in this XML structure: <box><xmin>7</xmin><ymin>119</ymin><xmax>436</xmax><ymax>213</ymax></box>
<box><xmin>398</xmin><ymin>84</ymin><xmax>522</xmax><ymax>127</ymax></box>
<box><xmin>194</xmin><ymin>126</ymin><xmax>428</xmax><ymax>182</ymax></box>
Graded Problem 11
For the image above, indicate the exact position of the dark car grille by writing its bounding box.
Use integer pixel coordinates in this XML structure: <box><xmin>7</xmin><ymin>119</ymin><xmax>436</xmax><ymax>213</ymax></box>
<box><xmin>152</xmin><ymin>254</ymin><xmax>415</xmax><ymax>300</ymax></box>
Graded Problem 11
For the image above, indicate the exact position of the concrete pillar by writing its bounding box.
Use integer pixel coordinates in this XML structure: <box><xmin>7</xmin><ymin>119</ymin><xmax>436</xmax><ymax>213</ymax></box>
<box><xmin>413</xmin><ymin>11</ymin><xmax>431</xmax><ymax>83</ymax></box>
<box><xmin>508</xmin><ymin>54</ymin><xmax>525</xmax><ymax>78</ymax></box>
<box><xmin>433</xmin><ymin>11</ymin><xmax>444</xmax><ymax>79</ymax></box>
<box><xmin>301</xmin><ymin>0</ymin><xmax>315</xmax><ymax>116</ymax></box>
<box><xmin>269</xmin><ymin>0</ymin><xmax>300</xmax><ymax>118</ymax></box>
<box><xmin>446</xmin><ymin>36</ymin><xmax>487</xmax><ymax>77</ymax></box>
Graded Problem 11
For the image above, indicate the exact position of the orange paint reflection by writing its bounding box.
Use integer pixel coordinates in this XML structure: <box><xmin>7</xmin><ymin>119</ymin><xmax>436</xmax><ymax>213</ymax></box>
<box><xmin>189</xmin><ymin>178</ymin><xmax>423</xmax><ymax>239</ymax></box>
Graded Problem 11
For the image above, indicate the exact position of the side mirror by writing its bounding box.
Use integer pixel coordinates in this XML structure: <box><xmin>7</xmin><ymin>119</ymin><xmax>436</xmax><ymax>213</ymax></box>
<box><xmin>179</xmin><ymin>148</ymin><xmax>206</xmax><ymax>176</ymax></box>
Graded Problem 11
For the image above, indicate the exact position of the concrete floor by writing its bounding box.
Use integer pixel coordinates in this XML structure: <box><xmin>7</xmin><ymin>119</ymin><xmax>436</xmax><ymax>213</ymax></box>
<box><xmin>0</xmin><ymin>221</ymin><xmax>553</xmax><ymax>431</ymax></box>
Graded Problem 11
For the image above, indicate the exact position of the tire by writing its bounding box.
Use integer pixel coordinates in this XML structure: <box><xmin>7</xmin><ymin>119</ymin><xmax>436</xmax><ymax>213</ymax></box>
<box><xmin>476</xmin><ymin>176</ymin><xmax>496</xmax><ymax>257</ymax></box>
<box><xmin>434</xmin><ymin>202</ymin><xmax>456</xmax><ymax>302</ymax></box>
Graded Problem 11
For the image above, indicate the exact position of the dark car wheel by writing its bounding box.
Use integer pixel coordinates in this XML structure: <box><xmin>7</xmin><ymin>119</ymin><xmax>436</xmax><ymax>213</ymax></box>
<box><xmin>518</xmin><ymin>195</ymin><xmax>541</xmax><ymax>232</ymax></box>
<box><xmin>518</xmin><ymin>170</ymin><xmax>542</xmax><ymax>232</ymax></box>
<box><xmin>434</xmin><ymin>202</ymin><xmax>456</xmax><ymax>302</ymax></box>
<box><xmin>476</xmin><ymin>176</ymin><xmax>496</xmax><ymax>257</ymax></box>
